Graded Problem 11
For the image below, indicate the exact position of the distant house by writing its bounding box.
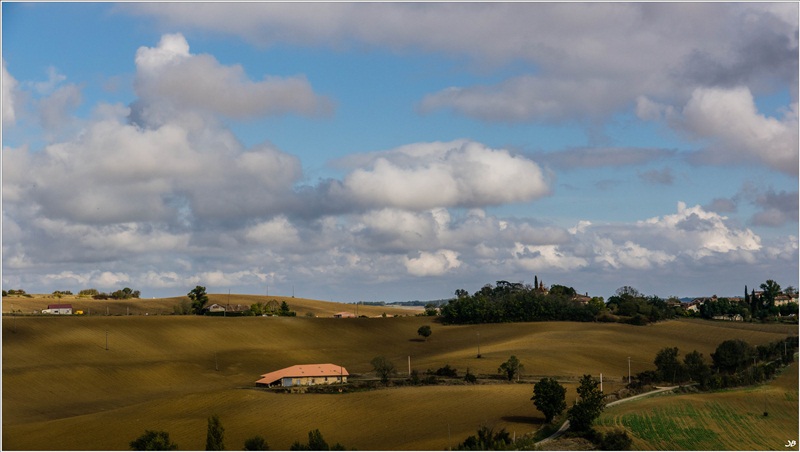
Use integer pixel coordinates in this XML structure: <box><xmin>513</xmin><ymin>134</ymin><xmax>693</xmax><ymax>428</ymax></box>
<box><xmin>712</xmin><ymin>314</ymin><xmax>743</xmax><ymax>322</ymax></box>
<box><xmin>256</xmin><ymin>364</ymin><xmax>349</xmax><ymax>387</ymax></box>
<box><xmin>42</xmin><ymin>304</ymin><xmax>73</xmax><ymax>315</ymax></box>
<box><xmin>207</xmin><ymin>303</ymin><xmax>226</xmax><ymax>312</ymax></box>
<box><xmin>774</xmin><ymin>295</ymin><xmax>797</xmax><ymax>306</ymax></box>
<box><xmin>333</xmin><ymin>312</ymin><xmax>356</xmax><ymax>318</ymax></box>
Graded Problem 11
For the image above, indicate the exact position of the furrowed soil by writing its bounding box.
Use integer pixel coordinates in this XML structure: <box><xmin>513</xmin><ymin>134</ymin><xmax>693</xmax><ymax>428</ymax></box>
<box><xmin>3</xmin><ymin>297</ymin><xmax>796</xmax><ymax>450</ymax></box>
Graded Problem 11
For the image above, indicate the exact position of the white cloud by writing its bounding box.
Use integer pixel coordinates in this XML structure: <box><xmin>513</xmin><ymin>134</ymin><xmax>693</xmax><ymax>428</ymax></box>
<box><xmin>405</xmin><ymin>249</ymin><xmax>461</xmax><ymax>276</ymax></box>
<box><xmin>339</xmin><ymin>140</ymin><xmax>551</xmax><ymax>210</ymax></box>
<box><xmin>133</xmin><ymin>33</ymin><xmax>331</xmax><ymax>123</ymax></box>
<box><xmin>95</xmin><ymin>271</ymin><xmax>131</xmax><ymax>288</ymax></box>
<box><xmin>680</xmin><ymin>87</ymin><xmax>798</xmax><ymax>174</ymax></box>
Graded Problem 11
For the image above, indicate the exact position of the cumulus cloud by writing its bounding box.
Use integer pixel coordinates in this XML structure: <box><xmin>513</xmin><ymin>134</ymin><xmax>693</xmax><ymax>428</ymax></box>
<box><xmin>680</xmin><ymin>87</ymin><xmax>798</xmax><ymax>174</ymax></box>
<box><xmin>405</xmin><ymin>249</ymin><xmax>461</xmax><ymax>277</ymax></box>
<box><xmin>133</xmin><ymin>33</ymin><xmax>332</xmax><ymax>125</ymax></box>
<box><xmin>336</xmin><ymin>140</ymin><xmax>551</xmax><ymax>210</ymax></box>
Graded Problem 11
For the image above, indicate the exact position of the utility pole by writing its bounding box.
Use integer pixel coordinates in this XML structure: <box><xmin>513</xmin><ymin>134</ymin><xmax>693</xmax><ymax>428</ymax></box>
<box><xmin>628</xmin><ymin>356</ymin><xmax>631</xmax><ymax>384</ymax></box>
<box><xmin>477</xmin><ymin>330</ymin><xmax>482</xmax><ymax>358</ymax></box>
<box><xmin>600</xmin><ymin>373</ymin><xmax>603</xmax><ymax>392</ymax></box>
<box><xmin>408</xmin><ymin>356</ymin><xmax>411</xmax><ymax>376</ymax></box>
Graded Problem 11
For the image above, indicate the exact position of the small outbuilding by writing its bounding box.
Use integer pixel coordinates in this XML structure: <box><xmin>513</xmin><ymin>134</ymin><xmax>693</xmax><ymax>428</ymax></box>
<box><xmin>256</xmin><ymin>363</ymin><xmax>349</xmax><ymax>387</ymax></box>
<box><xmin>42</xmin><ymin>304</ymin><xmax>73</xmax><ymax>315</ymax></box>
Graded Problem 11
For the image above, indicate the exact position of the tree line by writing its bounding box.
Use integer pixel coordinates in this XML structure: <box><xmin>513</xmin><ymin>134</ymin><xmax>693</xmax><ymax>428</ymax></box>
<box><xmin>634</xmin><ymin>336</ymin><xmax>798</xmax><ymax>390</ymax></box>
<box><xmin>130</xmin><ymin>414</ymin><xmax>345</xmax><ymax>451</ymax></box>
<box><xmin>440</xmin><ymin>280</ymin><xmax>680</xmax><ymax>325</ymax></box>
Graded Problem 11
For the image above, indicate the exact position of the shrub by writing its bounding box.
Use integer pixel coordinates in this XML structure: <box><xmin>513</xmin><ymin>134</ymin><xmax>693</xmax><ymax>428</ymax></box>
<box><xmin>464</xmin><ymin>369</ymin><xmax>477</xmax><ymax>384</ymax></box>
<box><xmin>243</xmin><ymin>435</ymin><xmax>269</xmax><ymax>450</ymax></box>
<box><xmin>129</xmin><ymin>430</ymin><xmax>178</xmax><ymax>451</ymax></box>
<box><xmin>435</xmin><ymin>364</ymin><xmax>458</xmax><ymax>378</ymax></box>
<box><xmin>599</xmin><ymin>429</ymin><xmax>633</xmax><ymax>450</ymax></box>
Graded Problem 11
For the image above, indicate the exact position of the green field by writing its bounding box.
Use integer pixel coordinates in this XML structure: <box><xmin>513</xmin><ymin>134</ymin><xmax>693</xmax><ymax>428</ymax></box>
<box><xmin>3</xmin><ymin>296</ymin><xmax>797</xmax><ymax>450</ymax></box>
<box><xmin>597</xmin><ymin>361</ymin><xmax>799</xmax><ymax>450</ymax></box>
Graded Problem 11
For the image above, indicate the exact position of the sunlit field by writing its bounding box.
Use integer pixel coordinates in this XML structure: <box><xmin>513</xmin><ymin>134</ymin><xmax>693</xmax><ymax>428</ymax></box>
<box><xmin>3</xmin><ymin>296</ymin><xmax>796</xmax><ymax>450</ymax></box>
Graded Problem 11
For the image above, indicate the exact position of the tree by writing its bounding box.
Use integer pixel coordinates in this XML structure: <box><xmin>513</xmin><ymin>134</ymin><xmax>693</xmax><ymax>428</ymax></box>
<box><xmin>188</xmin><ymin>286</ymin><xmax>209</xmax><ymax>315</ymax></box>
<box><xmin>683</xmin><ymin>350</ymin><xmax>711</xmax><ymax>387</ymax></box>
<box><xmin>130</xmin><ymin>430</ymin><xmax>178</xmax><ymax>451</ymax></box>
<box><xmin>567</xmin><ymin>374</ymin><xmax>605</xmax><ymax>432</ymax></box>
<box><xmin>417</xmin><ymin>325</ymin><xmax>432</xmax><ymax>341</ymax></box>
<box><xmin>290</xmin><ymin>430</ymin><xmax>345</xmax><ymax>451</ymax></box>
<box><xmin>531</xmin><ymin>377</ymin><xmax>567</xmax><ymax>422</ymax></box>
<box><xmin>654</xmin><ymin>347</ymin><xmax>687</xmax><ymax>383</ymax></box>
<box><xmin>712</xmin><ymin>339</ymin><xmax>755</xmax><ymax>373</ymax></box>
<box><xmin>760</xmin><ymin>280</ymin><xmax>782</xmax><ymax>307</ymax></box>
<box><xmin>205</xmin><ymin>414</ymin><xmax>225</xmax><ymax>451</ymax></box>
<box><xmin>370</xmin><ymin>356</ymin><xmax>396</xmax><ymax>384</ymax></box>
<box><xmin>498</xmin><ymin>355</ymin><xmax>523</xmax><ymax>381</ymax></box>
<box><xmin>243</xmin><ymin>436</ymin><xmax>269</xmax><ymax>451</ymax></box>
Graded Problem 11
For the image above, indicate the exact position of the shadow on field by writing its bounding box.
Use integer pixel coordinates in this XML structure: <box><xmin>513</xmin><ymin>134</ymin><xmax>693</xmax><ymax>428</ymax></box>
<box><xmin>408</xmin><ymin>338</ymin><xmax>426</xmax><ymax>342</ymax></box>
<box><xmin>501</xmin><ymin>415</ymin><xmax>540</xmax><ymax>425</ymax></box>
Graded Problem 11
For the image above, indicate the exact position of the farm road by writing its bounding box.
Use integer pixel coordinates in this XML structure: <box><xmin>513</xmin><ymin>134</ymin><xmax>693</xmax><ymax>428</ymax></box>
<box><xmin>535</xmin><ymin>385</ymin><xmax>679</xmax><ymax>446</ymax></box>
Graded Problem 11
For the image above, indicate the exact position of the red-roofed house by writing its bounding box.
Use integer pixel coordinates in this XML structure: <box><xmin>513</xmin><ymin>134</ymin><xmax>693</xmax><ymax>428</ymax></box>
<box><xmin>43</xmin><ymin>304</ymin><xmax>73</xmax><ymax>315</ymax></box>
<box><xmin>256</xmin><ymin>363</ymin><xmax>349</xmax><ymax>387</ymax></box>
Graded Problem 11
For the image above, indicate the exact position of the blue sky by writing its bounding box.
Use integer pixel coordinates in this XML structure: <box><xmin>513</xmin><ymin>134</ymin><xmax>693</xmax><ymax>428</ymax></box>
<box><xmin>3</xmin><ymin>2</ymin><xmax>798</xmax><ymax>302</ymax></box>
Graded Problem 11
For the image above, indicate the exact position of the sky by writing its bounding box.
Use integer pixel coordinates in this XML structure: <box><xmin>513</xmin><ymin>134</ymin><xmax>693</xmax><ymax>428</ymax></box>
<box><xmin>2</xmin><ymin>2</ymin><xmax>798</xmax><ymax>303</ymax></box>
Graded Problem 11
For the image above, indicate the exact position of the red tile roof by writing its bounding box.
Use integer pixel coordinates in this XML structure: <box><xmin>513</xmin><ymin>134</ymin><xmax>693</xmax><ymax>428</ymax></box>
<box><xmin>256</xmin><ymin>363</ymin><xmax>349</xmax><ymax>385</ymax></box>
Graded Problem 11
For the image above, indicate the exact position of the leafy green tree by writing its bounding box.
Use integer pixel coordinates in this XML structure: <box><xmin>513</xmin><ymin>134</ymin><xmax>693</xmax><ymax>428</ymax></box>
<box><xmin>683</xmin><ymin>350</ymin><xmax>711</xmax><ymax>387</ymax></box>
<box><xmin>243</xmin><ymin>436</ymin><xmax>269</xmax><ymax>451</ymax></box>
<box><xmin>417</xmin><ymin>325</ymin><xmax>432</xmax><ymax>341</ymax></box>
<box><xmin>567</xmin><ymin>374</ymin><xmax>605</xmax><ymax>432</ymax></box>
<box><xmin>760</xmin><ymin>280</ymin><xmax>782</xmax><ymax>307</ymax></box>
<box><xmin>205</xmin><ymin>414</ymin><xmax>225</xmax><ymax>450</ymax></box>
<box><xmin>712</xmin><ymin>339</ymin><xmax>755</xmax><ymax>373</ymax></box>
<box><xmin>371</xmin><ymin>356</ymin><xmax>396</xmax><ymax>384</ymax></box>
<box><xmin>423</xmin><ymin>303</ymin><xmax>439</xmax><ymax>316</ymax></box>
<box><xmin>654</xmin><ymin>347</ymin><xmax>687</xmax><ymax>383</ymax></box>
<box><xmin>456</xmin><ymin>426</ymin><xmax>512</xmax><ymax>450</ymax></box>
<box><xmin>188</xmin><ymin>286</ymin><xmax>209</xmax><ymax>315</ymax></box>
<box><xmin>498</xmin><ymin>355</ymin><xmax>523</xmax><ymax>381</ymax></box>
<box><xmin>532</xmin><ymin>377</ymin><xmax>567</xmax><ymax>422</ymax></box>
<box><xmin>130</xmin><ymin>430</ymin><xmax>178</xmax><ymax>451</ymax></box>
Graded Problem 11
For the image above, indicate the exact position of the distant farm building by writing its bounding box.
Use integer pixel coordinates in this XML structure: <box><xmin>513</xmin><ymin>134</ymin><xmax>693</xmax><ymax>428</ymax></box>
<box><xmin>333</xmin><ymin>312</ymin><xmax>356</xmax><ymax>318</ymax></box>
<box><xmin>256</xmin><ymin>364</ymin><xmax>349</xmax><ymax>387</ymax></box>
<box><xmin>43</xmin><ymin>304</ymin><xmax>73</xmax><ymax>315</ymax></box>
<box><xmin>207</xmin><ymin>303</ymin><xmax>226</xmax><ymax>312</ymax></box>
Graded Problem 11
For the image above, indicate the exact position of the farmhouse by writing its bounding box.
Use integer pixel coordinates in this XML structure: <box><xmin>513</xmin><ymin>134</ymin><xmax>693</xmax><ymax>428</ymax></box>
<box><xmin>256</xmin><ymin>363</ymin><xmax>349</xmax><ymax>387</ymax></box>
<box><xmin>333</xmin><ymin>312</ymin><xmax>356</xmax><ymax>318</ymax></box>
<box><xmin>42</xmin><ymin>304</ymin><xmax>73</xmax><ymax>315</ymax></box>
<box><xmin>207</xmin><ymin>303</ymin><xmax>226</xmax><ymax>312</ymax></box>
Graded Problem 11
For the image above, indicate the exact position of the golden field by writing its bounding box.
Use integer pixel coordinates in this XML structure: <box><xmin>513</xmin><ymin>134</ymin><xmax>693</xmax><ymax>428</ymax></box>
<box><xmin>3</xmin><ymin>295</ymin><xmax>797</xmax><ymax>450</ymax></box>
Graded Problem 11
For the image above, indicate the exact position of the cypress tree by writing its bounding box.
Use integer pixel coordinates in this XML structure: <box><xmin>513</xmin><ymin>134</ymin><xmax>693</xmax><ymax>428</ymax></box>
<box><xmin>534</xmin><ymin>275</ymin><xmax>538</xmax><ymax>290</ymax></box>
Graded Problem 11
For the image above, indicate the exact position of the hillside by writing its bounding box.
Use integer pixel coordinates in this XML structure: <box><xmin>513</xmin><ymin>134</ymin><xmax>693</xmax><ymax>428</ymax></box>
<box><xmin>2</xmin><ymin>293</ymin><xmax>424</xmax><ymax>317</ymax></box>
<box><xmin>3</xmin><ymin>315</ymin><xmax>796</xmax><ymax>450</ymax></box>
